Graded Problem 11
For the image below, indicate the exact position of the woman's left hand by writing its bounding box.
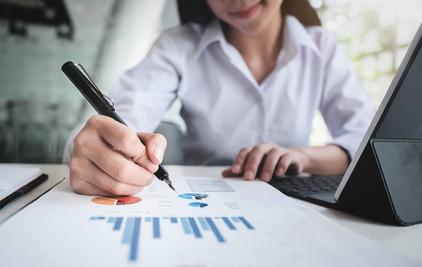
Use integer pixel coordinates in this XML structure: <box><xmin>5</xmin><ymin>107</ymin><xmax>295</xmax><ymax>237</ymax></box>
<box><xmin>222</xmin><ymin>143</ymin><xmax>309</xmax><ymax>182</ymax></box>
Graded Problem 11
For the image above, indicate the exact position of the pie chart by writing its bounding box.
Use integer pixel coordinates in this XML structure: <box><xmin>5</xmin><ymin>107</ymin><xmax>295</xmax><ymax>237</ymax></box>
<box><xmin>91</xmin><ymin>196</ymin><xmax>141</xmax><ymax>205</ymax></box>
<box><xmin>178</xmin><ymin>193</ymin><xmax>208</xmax><ymax>200</ymax></box>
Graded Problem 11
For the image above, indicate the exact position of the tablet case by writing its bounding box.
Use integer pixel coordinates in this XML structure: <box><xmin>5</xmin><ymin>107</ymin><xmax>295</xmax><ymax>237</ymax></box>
<box><xmin>334</xmin><ymin>139</ymin><xmax>422</xmax><ymax>225</ymax></box>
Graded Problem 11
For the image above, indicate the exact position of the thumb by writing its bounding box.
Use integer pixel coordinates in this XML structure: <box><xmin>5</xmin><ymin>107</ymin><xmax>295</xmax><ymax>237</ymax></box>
<box><xmin>138</xmin><ymin>132</ymin><xmax>167</xmax><ymax>165</ymax></box>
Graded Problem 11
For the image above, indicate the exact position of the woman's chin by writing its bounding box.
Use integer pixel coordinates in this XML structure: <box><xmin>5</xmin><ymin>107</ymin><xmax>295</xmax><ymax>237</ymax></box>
<box><xmin>236</xmin><ymin>21</ymin><xmax>269</xmax><ymax>37</ymax></box>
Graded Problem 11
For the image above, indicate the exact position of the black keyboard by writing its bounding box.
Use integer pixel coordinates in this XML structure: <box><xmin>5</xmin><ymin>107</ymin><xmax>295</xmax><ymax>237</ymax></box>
<box><xmin>270</xmin><ymin>175</ymin><xmax>343</xmax><ymax>197</ymax></box>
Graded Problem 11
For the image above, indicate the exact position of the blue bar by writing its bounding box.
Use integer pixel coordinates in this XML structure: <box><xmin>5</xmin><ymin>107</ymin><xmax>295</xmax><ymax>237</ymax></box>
<box><xmin>181</xmin><ymin>217</ymin><xmax>192</xmax><ymax>234</ymax></box>
<box><xmin>89</xmin><ymin>216</ymin><xmax>105</xmax><ymax>220</ymax></box>
<box><xmin>114</xmin><ymin>217</ymin><xmax>123</xmax><ymax>231</ymax></box>
<box><xmin>205</xmin><ymin>217</ymin><xmax>225</xmax><ymax>243</ymax></box>
<box><xmin>90</xmin><ymin>215</ymin><xmax>257</xmax><ymax>262</ymax></box>
<box><xmin>129</xmin><ymin>217</ymin><xmax>141</xmax><ymax>262</ymax></box>
<box><xmin>222</xmin><ymin>217</ymin><xmax>236</xmax><ymax>230</ymax></box>
<box><xmin>238</xmin><ymin>217</ymin><xmax>254</xmax><ymax>230</ymax></box>
<box><xmin>122</xmin><ymin>217</ymin><xmax>135</xmax><ymax>244</ymax></box>
<box><xmin>188</xmin><ymin>217</ymin><xmax>202</xmax><ymax>238</ymax></box>
<box><xmin>152</xmin><ymin>217</ymin><xmax>160</xmax><ymax>238</ymax></box>
<box><xmin>198</xmin><ymin>217</ymin><xmax>209</xmax><ymax>230</ymax></box>
<box><xmin>107</xmin><ymin>217</ymin><xmax>116</xmax><ymax>223</ymax></box>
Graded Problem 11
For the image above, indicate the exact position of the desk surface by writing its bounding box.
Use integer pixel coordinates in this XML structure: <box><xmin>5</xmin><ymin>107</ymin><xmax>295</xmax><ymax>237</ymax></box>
<box><xmin>3</xmin><ymin>163</ymin><xmax>422</xmax><ymax>262</ymax></box>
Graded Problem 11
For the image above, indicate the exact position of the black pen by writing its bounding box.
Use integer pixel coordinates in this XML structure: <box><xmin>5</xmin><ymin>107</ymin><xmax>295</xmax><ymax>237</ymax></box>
<box><xmin>61</xmin><ymin>61</ymin><xmax>176</xmax><ymax>192</ymax></box>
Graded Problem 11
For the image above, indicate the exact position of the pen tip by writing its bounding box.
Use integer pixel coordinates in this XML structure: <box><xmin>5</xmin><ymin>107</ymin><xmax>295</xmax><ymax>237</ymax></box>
<box><xmin>163</xmin><ymin>178</ymin><xmax>176</xmax><ymax>192</ymax></box>
<box><xmin>169</xmin><ymin>183</ymin><xmax>176</xmax><ymax>192</ymax></box>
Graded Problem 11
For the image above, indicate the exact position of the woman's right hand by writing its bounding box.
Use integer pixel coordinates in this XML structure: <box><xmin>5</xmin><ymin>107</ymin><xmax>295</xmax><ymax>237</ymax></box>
<box><xmin>69</xmin><ymin>115</ymin><xmax>167</xmax><ymax>196</ymax></box>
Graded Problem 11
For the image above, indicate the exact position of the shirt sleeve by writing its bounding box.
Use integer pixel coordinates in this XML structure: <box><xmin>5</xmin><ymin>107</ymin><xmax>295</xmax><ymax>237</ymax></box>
<box><xmin>318</xmin><ymin>29</ymin><xmax>376</xmax><ymax>158</ymax></box>
<box><xmin>109</xmin><ymin>29</ymin><xmax>182</xmax><ymax>133</ymax></box>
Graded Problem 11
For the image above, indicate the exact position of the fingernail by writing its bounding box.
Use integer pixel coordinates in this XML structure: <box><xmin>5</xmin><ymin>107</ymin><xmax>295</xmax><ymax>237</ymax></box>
<box><xmin>261</xmin><ymin>172</ymin><xmax>270</xmax><ymax>180</ymax></box>
<box><xmin>244</xmin><ymin>171</ymin><xmax>253</xmax><ymax>180</ymax></box>
<box><xmin>153</xmin><ymin>146</ymin><xmax>164</xmax><ymax>163</ymax></box>
<box><xmin>232</xmin><ymin>164</ymin><xmax>240</xmax><ymax>173</ymax></box>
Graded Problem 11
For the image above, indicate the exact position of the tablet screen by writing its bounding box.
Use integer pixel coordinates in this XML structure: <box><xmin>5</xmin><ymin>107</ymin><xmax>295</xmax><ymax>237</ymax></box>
<box><xmin>374</xmin><ymin>39</ymin><xmax>422</xmax><ymax>139</ymax></box>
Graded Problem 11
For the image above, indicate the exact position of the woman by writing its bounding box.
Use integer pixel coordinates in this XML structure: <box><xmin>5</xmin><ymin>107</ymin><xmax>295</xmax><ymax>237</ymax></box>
<box><xmin>67</xmin><ymin>0</ymin><xmax>374</xmax><ymax>196</ymax></box>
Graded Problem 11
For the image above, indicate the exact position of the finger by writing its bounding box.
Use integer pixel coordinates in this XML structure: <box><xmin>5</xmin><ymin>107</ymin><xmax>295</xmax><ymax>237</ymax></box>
<box><xmin>276</xmin><ymin>154</ymin><xmax>293</xmax><ymax>177</ymax></box>
<box><xmin>70</xmin><ymin>177</ymin><xmax>112</xmax><ymax>196</ymax></box>
<box><xmin>138</xmin><ymin>132</ymin><xmax>167</xmax><ymax>164</ymax></box>
<box><xmin>79</xmin><ymin>136</ymin><xmax>156</xmax><ymax>186</ymax></box>
<box><xmin>69</xmin><ymin>157</ymin><xmax>113</xmax><ymax>195</ymax></box>
<box><xmin>86</xmin><ymin>161</ymin><xmax>144</xmax><ymax>196</ymax></box>
<box><xmin>260</xmin><ymin>148</ymin><xmax>283</xmax><ymax>182</ymax></box>
<box><xmin>222</xmin><ymin>168</ymin><xmax>241</xmax><ymax>177</ymax></box>
<box><xmin>91</xmin><ymin>116</ymin><xmax>155</xmax><ymax>170</ymax></box>
<box><xmin>243</xmin><ymin>146</ymin><xmax>266</xmax><ymax>180</ymax></box>
<box><xmin>73</xmin><ymin>158</ymin><xmax>145</xmax><ymax>195</ymax></box>
<box><xmin>231</xmin><ymin>148</ymin><xmax>251</xmax><ymax>174</ymax></box>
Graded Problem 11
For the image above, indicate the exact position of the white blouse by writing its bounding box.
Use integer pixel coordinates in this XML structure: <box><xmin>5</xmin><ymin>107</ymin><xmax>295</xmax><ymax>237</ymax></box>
<box><xmin>108</xmin><ymin>15</ymin><xmax>375</xmax><ymax>165</ymax></box>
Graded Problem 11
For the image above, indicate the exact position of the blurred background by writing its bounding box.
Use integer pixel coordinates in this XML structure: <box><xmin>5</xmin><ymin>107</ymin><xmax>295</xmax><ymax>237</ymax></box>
<box><xmin>0</xmin><ymin>0</ymin><xmax>420</xmax><ymax>164</ymax></box>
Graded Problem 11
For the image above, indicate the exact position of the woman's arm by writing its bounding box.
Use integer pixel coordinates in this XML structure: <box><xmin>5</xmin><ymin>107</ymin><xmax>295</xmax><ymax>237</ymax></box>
<box><xmin>64</xmin><ymin>29</ymin><xmax>182</xmax><ymax>163</ymax></box>
<box><xmin>222</xmin><ymin>143</ymin><xmax>348</xmax><ymax>182</ymax></box>
<box><xmin>317</xmin><ymin>27</ymin><xmax>375</xmax><ymax>159</ymax></box>
<box><xmin>293</xmin><ymin>144</ymin><xmax>349</xmax><ymax>175</ymax></box>
<box><xmin>65</xmin><ymin>28</ymin><xmax>185</xmax><ymax>195</ymax></box>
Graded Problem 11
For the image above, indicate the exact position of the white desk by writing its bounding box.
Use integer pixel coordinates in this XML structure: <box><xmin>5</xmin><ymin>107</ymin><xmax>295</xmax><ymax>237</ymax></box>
<box><xmin>3</xmin><ymin>163</ymin><xmax>422</xmax><ymax>263</ymax></box>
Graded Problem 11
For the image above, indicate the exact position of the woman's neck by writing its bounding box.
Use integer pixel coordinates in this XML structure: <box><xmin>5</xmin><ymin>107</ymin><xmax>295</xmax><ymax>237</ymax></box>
<box><xmin>223</xmin><ymin>13</ymin><xmax>284</xmax><ymax>83</ymax></box>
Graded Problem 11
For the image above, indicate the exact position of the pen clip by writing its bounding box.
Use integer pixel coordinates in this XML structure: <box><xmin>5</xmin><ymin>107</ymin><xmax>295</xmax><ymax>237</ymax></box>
<box><xmin>75</xmin><ymin>63</ymin><xmax>101</xmax><ymax>93</ymax></box>
<box><xmin>103</xmin><ymin>94</ymin><xmax>115</xmax><ymax>107</ymax></box>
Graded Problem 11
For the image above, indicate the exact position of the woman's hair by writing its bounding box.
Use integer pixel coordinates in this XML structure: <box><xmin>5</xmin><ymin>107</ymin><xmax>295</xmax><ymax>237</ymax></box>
<box><xmin>176</xmin><ymin>0</ymin><xmax>321</xmax><ymax>26</ymax></box>
<box><xmin>177</xmin><ymin>0</ymin><xmax>214</xmax><ymax>26</ymax></box>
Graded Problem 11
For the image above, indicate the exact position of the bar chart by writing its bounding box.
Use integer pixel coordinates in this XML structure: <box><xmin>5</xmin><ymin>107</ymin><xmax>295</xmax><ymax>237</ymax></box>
<box><xmin>89</xmin><ymin>215</ymin><xmax>255</xmax><ymax>262</ymax></box>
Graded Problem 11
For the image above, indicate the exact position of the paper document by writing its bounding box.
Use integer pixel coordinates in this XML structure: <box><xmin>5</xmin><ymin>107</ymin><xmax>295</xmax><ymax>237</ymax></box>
<box><xmin>0</xmin><ymin>175</ymin><xmax>417</xmax><ymax>267</ymax></box>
